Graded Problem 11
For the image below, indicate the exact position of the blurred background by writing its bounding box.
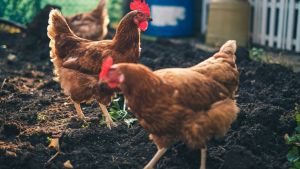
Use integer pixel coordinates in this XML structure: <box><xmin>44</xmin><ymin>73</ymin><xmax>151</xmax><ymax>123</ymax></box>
<box><xmin>0</xmin><ymin>0</ymin><xmax>123</xmax><ymax>26</ymax></box>
<box><xmin>0</xmin><ymin>2</ymin><xmax>300</xmax><ymax>168</ymax></box>
<box><xmin>0</xmin><ymin>0</ymin><xmax>299</xmax><ymax>70</ymax></box>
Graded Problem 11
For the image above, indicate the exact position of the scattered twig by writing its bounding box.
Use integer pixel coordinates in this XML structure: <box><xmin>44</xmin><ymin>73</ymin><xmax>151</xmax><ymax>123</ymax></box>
<box><xmin>45</xmin><ymin>151</ymin><xmax>61</xmax><ymax>166</ymax></box>
<box><xmin>1</xmin><ymin>78</ymin><xmax>7</xmax><ymax>90</ymax></box>
<box><xmin>45</xmin><ymin>138</ymin><xmax>62</xmax><ymax>166</ymax></box>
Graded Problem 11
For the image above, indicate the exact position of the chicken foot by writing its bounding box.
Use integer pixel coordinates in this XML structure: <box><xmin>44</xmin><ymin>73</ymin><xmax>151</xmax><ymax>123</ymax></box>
<box><xmin>144</xmin><ymin>148</ymin><xmax>167</xmax><ymax>169</ymax></box>
<box><xmin>200</xmin><ymin>147</ymin><xmax>207</xmax><ymax>169</ymax></box>
<box><xmin>99</xmin><ymin>103</ymin><xmax>117</xmax><ymax>129</ymax></box>
<box><xmin>74</xmin><ymin>102</ymin><xmax>85</xmax><ymax>119</ymax></box>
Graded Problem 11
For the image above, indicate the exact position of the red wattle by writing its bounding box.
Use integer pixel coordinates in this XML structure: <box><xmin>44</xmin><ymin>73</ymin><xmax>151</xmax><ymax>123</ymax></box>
<box><xmin>99</xmin><ymin>56</ymin><xmax>113</xmax><ymax>80</ymax></box>
<box><xmin>139</xmin><ymin>21</ymin><xmax>148</xmax><ymax>31</ymax></box>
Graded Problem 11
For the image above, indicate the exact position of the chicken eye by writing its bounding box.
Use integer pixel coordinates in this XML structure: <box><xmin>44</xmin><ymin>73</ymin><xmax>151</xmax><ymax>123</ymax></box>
<box><xmin>138</xmin><ymin>13</ymin><xmax>144</xmax><ymax>17</ymax></box>
<box><xmin>108</xmin><ymin>70</ymin><xmax>113</xmax><ymax>76</ymax></box>
<box><xmin>107</xmin><ymin>68</ymin><xmax>116</xmax><ymax>77</ymax></box>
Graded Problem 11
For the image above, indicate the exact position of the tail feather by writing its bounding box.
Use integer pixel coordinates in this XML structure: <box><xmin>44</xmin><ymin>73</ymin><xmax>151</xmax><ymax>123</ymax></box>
<box><xmin>48</xmin><ymin>9</ymin><xmax>73</xmax><ymax>37</ymax></box>
<box><xmin>183</xmin><ymin>99</ymin><xmax>239</xmax><ymax>148</ymax></box>
<box><xmin>92</xmin><ymin>0</ymin><xmax>109</xmax><ymax>40</ymax></box>
<box><xmin>95</xmin><ymin>0</ymin><xmax>107</xmax><ymax>13</ymax></box>
<box><xmin>92</xmin><ymin>0</ymin><xmax>107</xmax><ymax>18</ymax></box>
<box><xmin>208</xmin><ymin>99</ymin><xmax>239</xmax><ymax>136</ymax></box>
<box><xmin>47</xmin><ymin>9</ymin><xmax>73</xmax><ymax>81</ymax></box>
<box><xmin>220</xmin><ymin>40</ymin><xmax>237</xmax><ymax>56</ymax></box>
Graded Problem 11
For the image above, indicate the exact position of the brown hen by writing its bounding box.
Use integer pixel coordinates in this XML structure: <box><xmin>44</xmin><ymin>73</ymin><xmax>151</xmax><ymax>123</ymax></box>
<box><xmin>99</xmin><ymin>40</ymin><xmax>240</xmax><ymax>168</ymax></box>
<box><xmin>47</xmin><ymin>0</ymin><xmax>151</xmax><ymax>128</ymax></box>
<box><xmin>65</xmin><ymin>0</ymin><xmax>109</xmax><ymax>40</ymax></box>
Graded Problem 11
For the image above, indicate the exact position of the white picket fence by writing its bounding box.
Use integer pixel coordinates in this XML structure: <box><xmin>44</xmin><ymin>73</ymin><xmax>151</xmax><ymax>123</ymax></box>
<box><xmin>201</xmin><ymin>0</ymin><xmax>300</xmax><ymax>53</ymax></box>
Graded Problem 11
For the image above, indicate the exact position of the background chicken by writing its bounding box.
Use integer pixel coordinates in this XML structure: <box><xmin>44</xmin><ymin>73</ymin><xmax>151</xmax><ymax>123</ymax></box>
<box><xmin>47</xmin><ymin>0</ymin><xmax>152</xmax><ymax>128</ymax></box>
<box><xmin>65</xmin><ymin>0</ymin><xmax>109</xmax><ymax>40</ymax></box>
<box><xmin>99</xmin><ymin>40</ymin><xmax>239</xmax><ymax>168</ymax></box>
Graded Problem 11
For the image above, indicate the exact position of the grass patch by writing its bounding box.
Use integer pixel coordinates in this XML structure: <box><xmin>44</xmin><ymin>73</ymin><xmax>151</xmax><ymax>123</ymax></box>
<box><xmin>249</xmin><ymin>47</ymin><xmax>296</xmax><ymax>70</ymax></box>
<box><xmin>249</xmin><ymin>47</ymin><xmax>264</xmax><ymax>62</ymax></box>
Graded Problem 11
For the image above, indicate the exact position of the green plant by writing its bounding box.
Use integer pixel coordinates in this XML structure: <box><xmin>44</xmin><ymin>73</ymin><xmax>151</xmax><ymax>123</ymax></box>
<box><xmin>1</xmin><ymin>0</ymin><xmax>41</xmax><ymax>24</ymax></box>
<box><xmin>41</xmin><ymin>0</ymin><xmax>98</xmax><ymax>16</ymax></box>
<box><xmin>36</xmin><ymin>112</ymin><xmax>46</xmax><ymax>122</ymax></box>
<box><xmin>100</xmin><ymin>96</ymin><xmax>137</xmax><ymax>127</ymax></box>
<box><xmin>81</xmin><ymin>123</ymin><xmax>90</xmax><ymax>128</ymax></box>
<box><xmin>108</xmin><ymin>98</ymin><xmax>129</xmax><ymax>121</ymax></box>
<box><xmin>124</xmin><ymin>118</ymin><xmax>138</xmax><ymax>128</ymax></box>
<box><xmin>249</xmin><ymin>47</ymin><xmax>264</xmax><ymax>62</ymax></box>
<box><xmin>107</xmin><ymin>0</ymin><xmax>124</xmax><ymax>27</ymax></box>
<box><xmin>286</xmin><ymin>104</ymin><xmax>300</xmax><ymax>169</ymax></box>
<box><xmin>1</xmin><ymin>0</ymin><xmax>118</xmax><ymax>24</ymax></box>
<box><xmin>0</xmin><ymin>0</ymin><xmax>8</xmax><ymax>17</ymax></box>
<box><xmin>46</xmin><ymin>136</ymin><xmax>52</xmax><ymax>145</ymax></box>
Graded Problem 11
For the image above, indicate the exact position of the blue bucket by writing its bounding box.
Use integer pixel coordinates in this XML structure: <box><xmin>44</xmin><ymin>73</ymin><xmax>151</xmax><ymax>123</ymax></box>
<box><xmin>145</xmin><ymin>0</ymin><xmax>194</xmax><ymax>37</ymax></box>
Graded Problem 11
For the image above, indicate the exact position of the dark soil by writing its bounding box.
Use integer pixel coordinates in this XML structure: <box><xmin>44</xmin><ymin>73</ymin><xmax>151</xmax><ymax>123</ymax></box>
<box><xmin>1</xmin><ymin>30</ymin><xmax>300</xmax><ymax>169</ymax></box>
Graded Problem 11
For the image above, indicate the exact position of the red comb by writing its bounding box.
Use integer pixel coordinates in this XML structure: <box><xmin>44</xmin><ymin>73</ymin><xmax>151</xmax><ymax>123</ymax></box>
<box><xmin>130</xmin><ymin>0</ymin><xmax>150</xmax><ymax>17</ymax></box>
<box><xmin>99</xmin><ymin>56</ymin><xmax>113</xmax><ymax>80</ymax></box>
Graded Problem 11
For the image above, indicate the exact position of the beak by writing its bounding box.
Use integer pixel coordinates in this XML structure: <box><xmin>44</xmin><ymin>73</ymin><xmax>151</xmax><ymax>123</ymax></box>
<box><xmin>98</xmin><ymin>79</ymin><xmax>108</xmax><ymax>89</ymax></box>
<box><xmin>98</xmin><ymin>78</ymin><xmax>106</xmax><ymax>85</ymax></box>
<box><xmin>148</xmin><ymin>17</ymin><xmax>153</xmax><ymax>22</ymax></box>
<box><xmin>98</xmin><ymin>80</ymin><xmax>103</xmax><ymax>86</ymax></box>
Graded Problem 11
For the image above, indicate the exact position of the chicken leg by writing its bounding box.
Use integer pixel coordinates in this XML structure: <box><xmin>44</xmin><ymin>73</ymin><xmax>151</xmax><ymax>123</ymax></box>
<box><xmin>200</xmin><ymin>147</ymin><xmax>207</xmax><ymax>169</ymax></box>
<box><xmin>74</xmin><ymin>102</ymin><xmax>85</xmax><ymax>119</ymax></box>
<box><xmin>144</xmin><ymin>148</ymin><xmax>167</xmax><ymax>169</ymax></box>
<box><xmin>98</xmin><ymin>103</ymin><xmax>117</xmax><ymax>129</ymax></box>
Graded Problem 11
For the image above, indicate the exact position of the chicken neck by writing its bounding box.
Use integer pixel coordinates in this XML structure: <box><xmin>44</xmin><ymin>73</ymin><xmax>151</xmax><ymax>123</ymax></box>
<box><xmin>118</xmin><ymin>65</ymin><xmax>164</xmax><ymax>112</ymax></box>
<box><xmin>112</xmin><ymin>13</ymin><xmax>140</xmax><ymax>53</ymax></box>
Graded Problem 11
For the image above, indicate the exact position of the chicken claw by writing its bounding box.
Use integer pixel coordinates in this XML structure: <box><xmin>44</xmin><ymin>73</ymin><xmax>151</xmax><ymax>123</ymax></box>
<box><xmin>99</xmin><ymin>103</ymin><xmax>117</xmax><ymax>129</ymax></box>
<box><xmin>105</xmin><ymin>118</ymin><xmax>118</xmax><ymax>130</ymax></box>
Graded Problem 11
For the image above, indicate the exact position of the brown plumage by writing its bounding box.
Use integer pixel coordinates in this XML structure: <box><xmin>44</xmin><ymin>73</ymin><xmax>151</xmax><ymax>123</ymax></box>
<box><xmin>99</xmin><ymin>40</ymin><xmax>240</xmax><ymax>169</ymax></box>
<box><xmin>190</xmin><ymin>40</ymin><xmax>239</xmax><ymax>98</ymax></box>
<box><xmin>65</xmin><ymin>0</ymin><xmax>109</xmax><ymax>40</ymax></box>
<box><xmin>47</xmin><ymin>7</ymin><xmax>151</xmax><ymax>128</ymax></box>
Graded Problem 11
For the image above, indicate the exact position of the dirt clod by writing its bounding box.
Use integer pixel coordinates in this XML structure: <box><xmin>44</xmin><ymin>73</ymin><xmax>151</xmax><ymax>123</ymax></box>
<box><xmin>2</xmin><ymin>122</ymin><xmax>21</xmax><ymax>136</ymax></box>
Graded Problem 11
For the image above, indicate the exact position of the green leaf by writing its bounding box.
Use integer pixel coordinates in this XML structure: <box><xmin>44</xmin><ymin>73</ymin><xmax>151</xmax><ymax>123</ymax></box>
<box><xmin>287</xmin><ymin>147</ymin><xmax>300</xmax><ymax>163</ymax></box>
<box><xmin>294</xmin><ymin>161</ymin><xmax>300</xmax><ymax>169</ymax></box>
<box><xmin>124</xmin><ymin>118</ymin><xmax>137</xmax><ymax>127</ymax></box>
<box><xmin>286</xmin><ymin>135</ymin><xmax>300</xmax><ymax>144</ymax></box>
<box><xmin>296</xmin><ymin>114</ymin><xmax>300</xmax><ymax>125</ymax></box>
<box><xmin>113</xmin><ymin>97</ymin><xmax>121</xmax><ymax>102</ymax></box>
